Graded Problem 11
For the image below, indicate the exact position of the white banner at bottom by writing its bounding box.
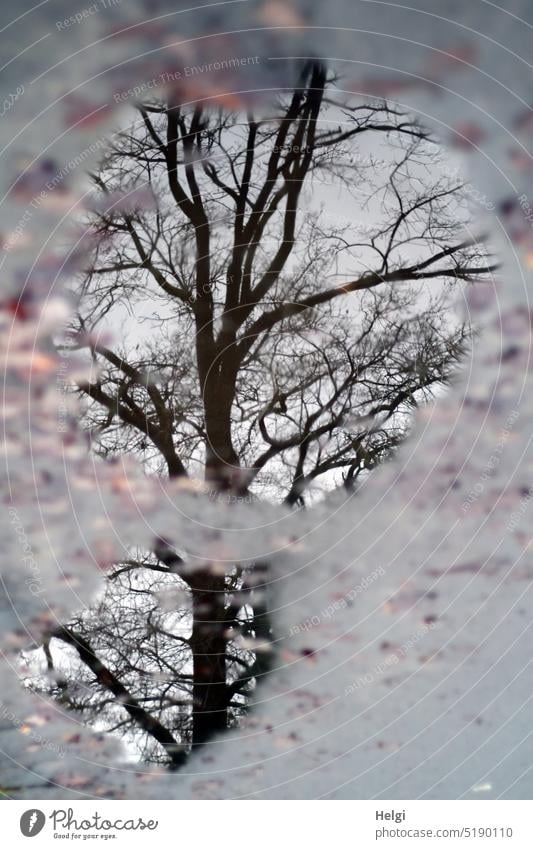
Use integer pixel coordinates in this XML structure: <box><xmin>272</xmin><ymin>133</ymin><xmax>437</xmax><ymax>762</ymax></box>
<box><xmin>4</xmin><ymin>800</ymin><xmax>532</xmax><ymax>848</ymax></box>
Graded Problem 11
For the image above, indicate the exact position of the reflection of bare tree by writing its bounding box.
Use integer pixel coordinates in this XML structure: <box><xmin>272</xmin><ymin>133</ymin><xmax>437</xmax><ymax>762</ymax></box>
<box><xmin>28</xmin><ymin>62</ymin><xmax>495</xmax><ymax>766</ymax></box>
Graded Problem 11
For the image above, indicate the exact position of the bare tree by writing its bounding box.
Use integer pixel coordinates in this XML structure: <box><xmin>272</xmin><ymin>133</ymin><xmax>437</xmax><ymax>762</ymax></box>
<box><xmin>29</xmin><ymin>62</ymin><xmax>495</xmax><ymax>765</ymax></box>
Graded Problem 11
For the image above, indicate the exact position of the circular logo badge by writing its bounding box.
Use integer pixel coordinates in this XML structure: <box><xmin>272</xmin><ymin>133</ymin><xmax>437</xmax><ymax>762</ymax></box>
<box><xmin>20</xmin><ymin>810</ymin><xmax>46</xmax><ymax>837</ymax></box>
